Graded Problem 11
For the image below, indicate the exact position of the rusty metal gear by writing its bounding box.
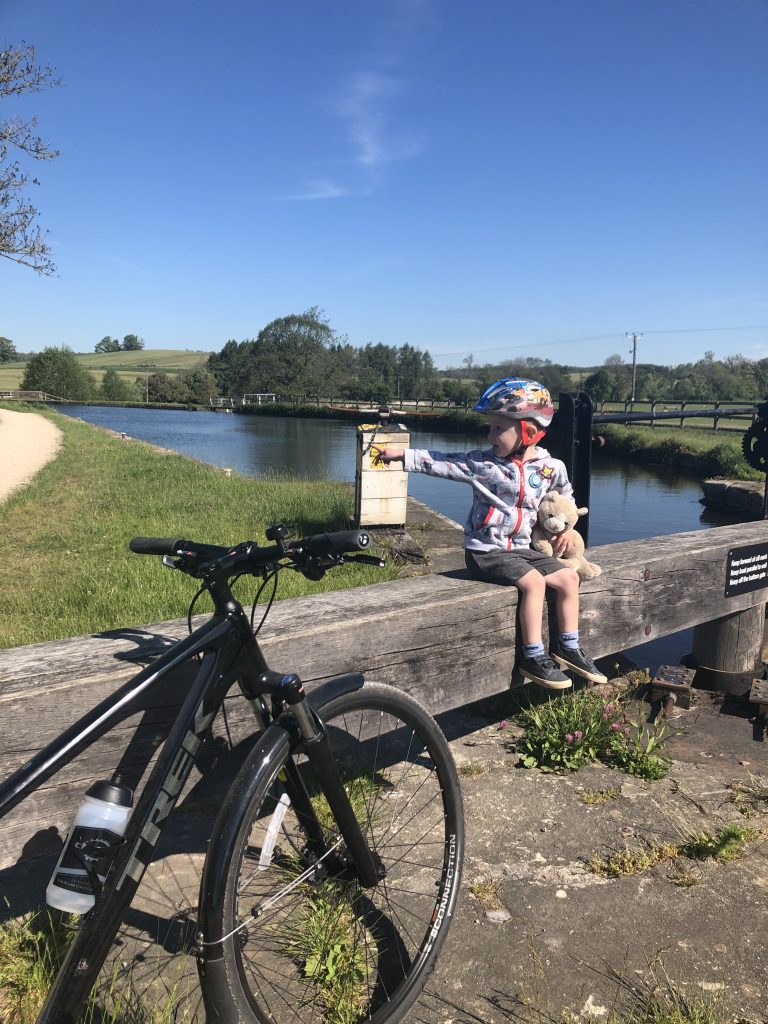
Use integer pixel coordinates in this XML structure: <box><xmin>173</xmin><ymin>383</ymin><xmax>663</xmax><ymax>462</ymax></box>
<box><xmin>742</xmin><ymin>420</ymin><xmax>768</xmax><ymax>472</ymax></box>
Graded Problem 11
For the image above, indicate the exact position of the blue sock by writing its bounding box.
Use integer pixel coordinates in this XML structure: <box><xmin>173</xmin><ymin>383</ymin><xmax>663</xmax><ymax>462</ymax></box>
<box><xmin>523</xmin><ymin>642</ymin><xmax>545</xmax><ymax>658</ymax></box>
<box><xmin>559</xmin><ymin>631</ymin><xmax>580</xmax><ymax>650</ymax></box>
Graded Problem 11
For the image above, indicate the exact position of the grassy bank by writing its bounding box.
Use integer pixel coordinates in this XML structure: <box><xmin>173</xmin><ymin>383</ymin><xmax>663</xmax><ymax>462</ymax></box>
<box><xmin>0</xmin><ymin>408</ymin><xmax>399</xmax><ymax>649</ymax></box>
<box><xmin>594</xmin><ymin>423</ymin><xmax>762</xmax><ymax>481</ymax></box>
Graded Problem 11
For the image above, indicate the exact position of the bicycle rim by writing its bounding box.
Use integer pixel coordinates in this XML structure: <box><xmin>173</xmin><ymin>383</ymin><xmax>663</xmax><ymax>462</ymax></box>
<box><xmin>221</xmin><ymin>683</ymin><xmax>463</xmax><ymax>1024</ymax></box>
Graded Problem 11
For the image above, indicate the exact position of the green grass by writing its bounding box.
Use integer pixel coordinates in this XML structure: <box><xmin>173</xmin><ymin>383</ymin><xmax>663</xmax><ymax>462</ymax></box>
<box><xmin>597</xmin><ymin>399</ymin><xmax>754</xmax><ymax>432</ymax></box>
<box><xmin>588</xmin><ymin>840</ymin><xmax>680</xmax><ymax>878</ymax></box>
<box><xmin>0</xmin><ymin>407</ymin><xmax>399</xmax><ymax>648</ymax></box>
<box><xmin>0</xmin><ymin>350</ymin><xmax>210</xmax><ymax>390</ymax></box>
<box><xmin>589</xmin><ymin>824</ymin><xmax>764</xmax><ymax>880</ymax></box>
<box><xmin>284</xmin><ymin>885</ymin><xmax>371</xmax><ymax>1024</ymax></box>
<box><xmin>595</xmin><ymin>423</ymin><xmax>761</xmax><ymax>480</ymax></box>
<box><xmin>580</xmin><ymin>955</ymin><xmax>739</xmax><ymax>1024</ymax></box>
<box><xmin>728</xmin><ymin>775</ymin><xmax>768</xmax><ymax>817</ymax></box>
<box><xmin>678</xmin><ymin>823</ymin><xmax>761</xmax><ymax>862</ymax></box>
<box><xmin>0</xmin><ymin>361</ymin><xmax>27</xmax><ymax>390</ymax></box>
<box><xmin>579</xmin><ymin>785</ymin><xmax>622</xmax><ymax>805</ymax></box>
<box><xmin>468</xmin><ymin>878</ymin><xmax>503</xmax><ymax>911</ymax></box>
<box><xmin>0</xmin><ymin>910</ymin><xmax>188</xmax><ymax>1024</ymax></box>
<box><xmin>280</xmin><ymin>767</ymin><xmax>385</xmax><ymax>1024</ymax></box>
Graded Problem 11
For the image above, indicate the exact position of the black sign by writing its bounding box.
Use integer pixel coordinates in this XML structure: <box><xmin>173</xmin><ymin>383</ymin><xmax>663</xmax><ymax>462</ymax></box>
<box><xmin>725</xmin><ymin>543</ymin><xmax>768</xmax><ymax>598</ymax></box>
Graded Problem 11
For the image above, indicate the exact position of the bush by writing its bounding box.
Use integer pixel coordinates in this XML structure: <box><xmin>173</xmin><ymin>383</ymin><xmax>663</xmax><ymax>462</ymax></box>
<box><xmin>21</xmin><ymin>347</ymin><xmax>97</xmax><ymax>400</ymax></box>
<box><xmin>516</xmin><ymin>685</ymin><xmax>675</xmax><ymax>780</ymax></box>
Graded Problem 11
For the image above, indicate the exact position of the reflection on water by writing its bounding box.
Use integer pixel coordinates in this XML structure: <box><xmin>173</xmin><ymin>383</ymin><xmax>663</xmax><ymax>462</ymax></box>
<box><xmin>56</xmin><ymin>406</ymin><xmax>732</xmax><ymax>670</ymax></box>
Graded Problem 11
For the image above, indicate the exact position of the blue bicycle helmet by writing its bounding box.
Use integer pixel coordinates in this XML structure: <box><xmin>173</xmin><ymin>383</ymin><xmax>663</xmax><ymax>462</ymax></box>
<box><xmin>473</xmin><ymin>377</ymin><xmax>554</xmax><ymax>426</ymax></box>
<box><xmin>473</xmin><ymin>377</ymin><xmax>554</xmax><ymax>449</ymax></box>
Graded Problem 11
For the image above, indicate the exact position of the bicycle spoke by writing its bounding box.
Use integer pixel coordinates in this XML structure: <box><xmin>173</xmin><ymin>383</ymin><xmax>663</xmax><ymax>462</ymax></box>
<box><xmin>213</xmin><ymin>685</ymin><xmax>462</xmax><ymax>1024</ymax></box>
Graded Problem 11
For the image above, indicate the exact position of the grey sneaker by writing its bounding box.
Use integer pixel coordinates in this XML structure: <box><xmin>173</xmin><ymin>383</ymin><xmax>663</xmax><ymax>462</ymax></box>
<box><xmin>517</xmin><ymin>652</ymin><xmax>572</xmax><ymax>691</ymax></box>
<box><xmin>551</xmin><ymin>642</ymin><xmax>608</xmax><ymax>684</ymax></box>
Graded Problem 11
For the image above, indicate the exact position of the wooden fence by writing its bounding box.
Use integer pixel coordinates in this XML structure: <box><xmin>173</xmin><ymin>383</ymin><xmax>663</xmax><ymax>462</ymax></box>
<box><xmin>0</xmin><ymin>390</ymin><xmax>69</xmax><ymax>403</ymax></box>
<box><xmin>1</xmin><ymin>520</ymin><xmax>767</xmax><ymax>871</ymax></box>
<box><xmin>594</xmin><ymin>399</ymin><xmax>758</xmax><ymax>431</ymax></box>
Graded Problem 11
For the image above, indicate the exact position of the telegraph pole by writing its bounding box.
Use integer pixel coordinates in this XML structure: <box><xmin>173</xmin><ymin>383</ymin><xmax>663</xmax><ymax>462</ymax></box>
<box><xmin>625</xmin><ymin>332</ymin><xmax>642</xmax><ymax>403</ymax></box>
<box><xmin>137</xmin><ymin>362</ymin><xmax>156</xmax><ymax>403</ymax></box>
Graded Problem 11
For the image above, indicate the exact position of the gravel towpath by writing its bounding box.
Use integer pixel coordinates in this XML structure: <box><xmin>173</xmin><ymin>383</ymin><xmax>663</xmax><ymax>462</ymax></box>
<box><xmin>0</xmin><ymin>407</ymin><xmax>63</xmax><ymax>504</ymax></box>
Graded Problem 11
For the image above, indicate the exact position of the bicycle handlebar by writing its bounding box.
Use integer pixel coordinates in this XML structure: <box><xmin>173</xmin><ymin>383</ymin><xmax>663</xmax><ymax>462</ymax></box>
<box><xmin>129</xmin><ymin>527</ymin><xmax>376</xmax><ymax>580</ymax></box>
<box><xmin>129</xmin><ymin>537</ymin><xmax>184</xmax><ymax>556</ymax></box>
<box><xmin>295</xmin><ymin>530</ymin><xmax>371</xmax><ymax>557</ymax></box>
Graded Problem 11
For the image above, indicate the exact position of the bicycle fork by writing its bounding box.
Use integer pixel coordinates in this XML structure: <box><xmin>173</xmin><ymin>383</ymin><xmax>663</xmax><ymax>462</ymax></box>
<box><xmin>264</xmin><ymin>672</ymin><xmax>383</xmax><ymax>889</ymax></box>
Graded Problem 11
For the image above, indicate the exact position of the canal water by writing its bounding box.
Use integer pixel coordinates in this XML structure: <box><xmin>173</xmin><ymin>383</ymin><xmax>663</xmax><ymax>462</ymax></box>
<box><xmin>56</xmin><ymin>405</ymin><xmax>732</xmax><ymax>671</ymax></box>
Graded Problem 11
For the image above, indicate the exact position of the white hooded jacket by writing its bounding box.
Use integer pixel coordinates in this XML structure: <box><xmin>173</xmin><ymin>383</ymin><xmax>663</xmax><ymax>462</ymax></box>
<box><xmin>404</xmin><ymin>445</ymin><xmax>573</xmax><ymax>552</ymax></box>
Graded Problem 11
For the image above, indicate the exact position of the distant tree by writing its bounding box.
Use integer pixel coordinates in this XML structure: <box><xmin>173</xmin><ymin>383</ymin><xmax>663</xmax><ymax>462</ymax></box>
<box><xmin>209</xmin><ymin>309</ymin><xmax>335</xmax><ymax>401</ymax></box>
<box><xmin>207</xmin><ymin>338</ymin><xmax>256</xmax><ymax>396</ymax></box>
<box><xmin>442</xmin><ymin>379</ymin><xmax>477</xmax><ymax>406</ymax></box>
<box><xmin>99</xmin><ymin>367</ymin><xmax>134</xmax><ymax>402</ymax></box>
<box><xmin>122</xmin><ymin>334</ymin><xmax>144</xmax><ymax>351</ymax></box>
<box><xmin>324</xmin><ymin>341</ymin><xmax>357</xmax><ymax>396</ymax></box>
<box><xmin>95</xmin><ymin>335</ymin><xmax>121</xmax><ymax>354</ymax></box>
<box><xmin>396</xmin><ymin>344</ymin><xmax>438</xmax><ymax>399</ymax></box>
<box><xmin>604</xmin><ymin>353</ymin><xmax>624</xmax><ymax>367</ymax></box>
<box><xmin>183</xmin><ymin>368</ymin><xmax>218</xmax><ymax>405</ymax></box>
<box><xmin>21</xmin><ymin>346</ymin><xmax>96</xmax><ymax>399</ymax></box>
<box><xmin>256</xmin><ymin>309</ymin><xmax>334</xmax><ymax>400</ymax></box>
<box><xmin>358</xmin><ymin>342</ymin><xmax>397</xmax><ymax>397</ymax></box>
<box><xmin>1</xmin><ymin>44</ymin><xmax>60</xmax><ymax>274</ymax></box>
<box><xmin>146</xmin><ymin>372</ymin><xmax>187</xmax><ymax>404</ymax></box>
<box><xmin>0</xmin><ymin>335</ymin><xmax>17</xmax><ymax>361</ymax></box>
<box><xmin>583</xmin><ymin>368</ymin><xmax>614</xmax><ymax>402</ymax></box>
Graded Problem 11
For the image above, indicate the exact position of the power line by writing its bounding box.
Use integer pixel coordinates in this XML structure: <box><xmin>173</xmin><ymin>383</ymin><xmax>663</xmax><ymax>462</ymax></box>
<box><xmin>644</xmin><ymin>324</ymin><xmax>768</xmax><ymax>335</ymax></box>
<box><xmin>431</xmin><ymin>323</ymin><xmax>768</xmax><ymax>360</ymax></box>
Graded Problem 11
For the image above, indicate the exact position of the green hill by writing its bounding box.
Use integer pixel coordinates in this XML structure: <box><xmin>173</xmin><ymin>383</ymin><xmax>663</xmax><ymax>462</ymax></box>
<box><xmin>0</xmin><ymin>349</ymin><xmax>211</xmax><ymax>389</ymax></box>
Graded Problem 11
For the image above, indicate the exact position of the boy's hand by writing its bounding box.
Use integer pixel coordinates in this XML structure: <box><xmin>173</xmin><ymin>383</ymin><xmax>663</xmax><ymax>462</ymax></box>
<box><xmin>552</xmin><ymin>528</ymin><xmax>576</xmax><ymax>555</ymax></box>
<box><xmin>372</xmin><ymin>446</ymin><xmax>405</xmax><ymax>466</ymax></box>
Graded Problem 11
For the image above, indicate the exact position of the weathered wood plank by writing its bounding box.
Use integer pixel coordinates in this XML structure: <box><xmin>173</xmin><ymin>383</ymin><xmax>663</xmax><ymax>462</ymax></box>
<box><xmin>1</xmin><ymin>519</ymin><xmax>767</xmax><ymax>870</ymax></box>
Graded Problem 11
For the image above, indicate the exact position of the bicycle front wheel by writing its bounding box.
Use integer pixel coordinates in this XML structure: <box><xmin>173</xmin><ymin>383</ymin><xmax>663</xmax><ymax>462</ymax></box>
<box><xmin>206</xmin><ymin>682</ymin><xmax>464</xmax><ymax>1024</ymax></box>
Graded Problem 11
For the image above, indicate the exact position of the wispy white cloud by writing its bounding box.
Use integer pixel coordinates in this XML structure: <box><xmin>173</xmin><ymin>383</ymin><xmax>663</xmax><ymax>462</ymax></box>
<box><xmin>279</xmin><ymin>179</ymin><xmax>373</xmax><ymax>201</ymax></box>
<box><xmin>699</xmin><ymin>291</ymin><xmax>768</xmax><ymax>310</ymax></box>
<box><xmin>339</xmin><ymin>70</ymin><xmax>422</xmax><ymax>171</ymax></box>
<box><xmin>105</xmin><ymin>254</ymin><xmax>142</xmax><ymax>273</ymax></box>
<box><xmin>279</xmin><ymin>66</ymin><xmax>423</xmax><ymax>202</ymax></box>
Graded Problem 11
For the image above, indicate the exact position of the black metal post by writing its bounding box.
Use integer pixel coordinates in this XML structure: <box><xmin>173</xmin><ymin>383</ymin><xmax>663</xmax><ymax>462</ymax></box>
<box><xmin>548</xmin><ymin>392</ymin><xmax>594</xmax><ymax>545</ymax></box>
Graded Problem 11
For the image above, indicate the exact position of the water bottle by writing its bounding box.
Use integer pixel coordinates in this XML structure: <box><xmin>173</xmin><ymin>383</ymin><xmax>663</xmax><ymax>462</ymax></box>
<box><xmin>46</xmin><ymin>776</ymin><xmax>133</xmax><ymax>914</ymax></box>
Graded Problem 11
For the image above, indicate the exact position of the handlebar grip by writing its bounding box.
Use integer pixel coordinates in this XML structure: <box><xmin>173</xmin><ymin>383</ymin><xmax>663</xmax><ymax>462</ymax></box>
<box><xmin>129</xmin><ymin>537</ymin><xmax>185</xmax><ymax>556</ymax></box>
<box><xmin>303</xmin><ymin>530</ymin><xmax>371</xmax><ymax>557</ymax></box>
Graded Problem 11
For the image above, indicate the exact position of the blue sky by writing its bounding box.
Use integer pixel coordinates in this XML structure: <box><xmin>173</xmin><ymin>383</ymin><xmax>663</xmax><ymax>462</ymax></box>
<box><xmin>2</xmin><ymin>0</ymin><xmax>767</xmax><ymax>368</ymax></box>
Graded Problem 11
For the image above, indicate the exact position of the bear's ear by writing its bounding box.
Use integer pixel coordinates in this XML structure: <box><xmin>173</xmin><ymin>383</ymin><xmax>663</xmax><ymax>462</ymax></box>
<box><xmin>576</xmin><ymin>507</ymin><xmax>588</xmax><ymax>517</ymax></box>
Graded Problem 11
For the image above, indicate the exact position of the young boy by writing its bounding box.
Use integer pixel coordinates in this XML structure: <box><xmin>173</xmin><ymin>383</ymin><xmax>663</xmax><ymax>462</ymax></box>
<box><xmin>374</xmin><ymin>377</ymin><xmax>606</xmax><ymax>690</ymax></box>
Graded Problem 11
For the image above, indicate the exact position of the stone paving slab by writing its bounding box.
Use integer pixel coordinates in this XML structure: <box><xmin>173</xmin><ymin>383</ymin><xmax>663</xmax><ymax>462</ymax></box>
<box><xmin>415</xmin><ymin>688</ymin><xmax>768</xmax><ymax>1024</ymax></box>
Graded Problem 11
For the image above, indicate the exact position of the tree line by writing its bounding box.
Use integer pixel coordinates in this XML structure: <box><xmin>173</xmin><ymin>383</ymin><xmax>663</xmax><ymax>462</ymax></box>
<box><xmin>17</xmin><ymin>346</ymin><xmax>218</xmax><ymax>404</ymax></box>
<box><xmin>207</xmin><ymin>308</ymin><xmax>441</xmax><ymax>402</ymax></box>
<box><xmin>94</xmin><ymin>334</ymin><xmax>144</xmax><ymax>352</ymax></box>
<box><xmin>7</xmin><ymin>314</ymin><xmax>768</xmax><ymax>406</ymax></box>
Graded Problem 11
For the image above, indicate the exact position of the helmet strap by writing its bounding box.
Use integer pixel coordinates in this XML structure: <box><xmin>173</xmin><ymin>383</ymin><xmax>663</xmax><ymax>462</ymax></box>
<box><xmin>520</xmin><ymin>420</ymin><xmax>546</xmax><ymax>448</ymax></box>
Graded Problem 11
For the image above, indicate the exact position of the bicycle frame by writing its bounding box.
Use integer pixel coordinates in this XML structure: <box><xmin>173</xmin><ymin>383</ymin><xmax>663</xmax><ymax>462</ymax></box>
<box><xmin>0</xmin><ymin>601</ymin><xmax>374</xmax><ymax>1024</ymax></box>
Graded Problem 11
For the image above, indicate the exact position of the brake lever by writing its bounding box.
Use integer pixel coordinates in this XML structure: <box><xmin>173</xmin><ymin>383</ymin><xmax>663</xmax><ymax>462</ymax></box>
<box><xmin>344</xmin><ymin>554</ymin><xmax>387</xmax><ymax>568</ymax></box>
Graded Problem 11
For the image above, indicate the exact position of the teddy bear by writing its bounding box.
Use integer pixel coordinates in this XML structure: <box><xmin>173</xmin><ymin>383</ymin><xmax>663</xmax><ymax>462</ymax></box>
<box><xmin>530</xmin><ymin>491</ymin><xmax>602</xmax><ymax>580</ymax></box>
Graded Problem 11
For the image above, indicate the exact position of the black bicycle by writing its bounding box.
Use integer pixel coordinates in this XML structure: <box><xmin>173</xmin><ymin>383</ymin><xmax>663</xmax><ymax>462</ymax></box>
<box><xmin>0</xmin><ymin>524</ymin><xmax>464</xmax><ymax>1024</ymax></box>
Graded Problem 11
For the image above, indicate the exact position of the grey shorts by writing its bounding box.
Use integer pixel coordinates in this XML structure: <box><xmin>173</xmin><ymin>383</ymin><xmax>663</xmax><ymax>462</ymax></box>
<box><xmin>465</xmin><ymin>547</ymin><xmax>565</xmax><ymax>586</ymax></box>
